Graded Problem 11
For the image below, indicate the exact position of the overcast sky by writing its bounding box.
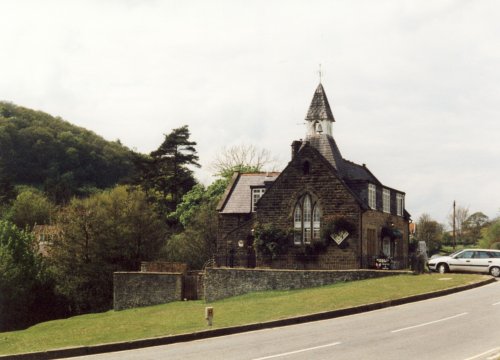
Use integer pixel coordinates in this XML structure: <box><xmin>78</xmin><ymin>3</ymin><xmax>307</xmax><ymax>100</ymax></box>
<box><xmin>1</xmin><ymin>0</ymin><xmax>499</xmax><ymax>226</ymax></box>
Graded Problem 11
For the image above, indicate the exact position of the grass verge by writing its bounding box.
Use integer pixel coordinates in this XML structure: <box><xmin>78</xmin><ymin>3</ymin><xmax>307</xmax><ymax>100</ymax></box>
<box><xmin>0</xmin><ymin>273</ymin><xmax>489</xmax><ymax>355</ymax></box>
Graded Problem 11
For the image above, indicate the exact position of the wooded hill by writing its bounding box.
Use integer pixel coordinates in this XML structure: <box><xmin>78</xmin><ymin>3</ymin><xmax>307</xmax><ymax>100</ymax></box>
<box><xmin>0</xmin><ymin>102</ymin><xmax>137</xmax><ymax>202</ymax></box>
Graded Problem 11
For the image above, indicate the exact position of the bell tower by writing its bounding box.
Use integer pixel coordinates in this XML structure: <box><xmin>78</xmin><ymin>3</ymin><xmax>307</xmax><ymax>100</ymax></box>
<box><xmin>305</xmin><ymin>83</ymin><xmax>335</xmax><ymax>137</ymax></box>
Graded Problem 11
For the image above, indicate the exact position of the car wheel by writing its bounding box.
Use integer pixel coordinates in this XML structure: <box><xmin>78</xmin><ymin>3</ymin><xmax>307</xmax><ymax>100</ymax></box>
<box><xmin>437</xmin><ymin>263</ymin><xmax>448</xmax><ymax>274</ymax></box>
<box><xmin>489</xmin><ymin>266</ymin><xmax>500</xmax><ymax>277</ymax></box>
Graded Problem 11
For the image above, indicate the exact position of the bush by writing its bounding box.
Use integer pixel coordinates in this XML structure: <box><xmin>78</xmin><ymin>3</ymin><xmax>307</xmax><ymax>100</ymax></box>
<box><xmin>253</xmin><ymin>225</ymin><xmax>290</xmax><ymax>259</ymax></box>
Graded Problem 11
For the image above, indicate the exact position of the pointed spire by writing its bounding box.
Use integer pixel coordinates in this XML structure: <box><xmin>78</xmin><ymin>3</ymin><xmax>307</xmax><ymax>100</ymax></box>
<box><xmin>305</xmin><ymin>83</ymin><xmax>335</xmax><ymax>122</ymax></box>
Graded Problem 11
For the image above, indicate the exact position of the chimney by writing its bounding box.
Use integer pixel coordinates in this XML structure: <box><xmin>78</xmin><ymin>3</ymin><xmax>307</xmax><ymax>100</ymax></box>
<box><xmin>291</xmin><ymin>140</ymin><xmax>302</xmax><ymax>159</ymax></box>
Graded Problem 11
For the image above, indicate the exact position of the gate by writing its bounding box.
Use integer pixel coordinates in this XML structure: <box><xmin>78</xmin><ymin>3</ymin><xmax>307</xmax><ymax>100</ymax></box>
<box><xmin>183</xmin><ymin>272</ymin><xmax>200</xmax><ymax>300</ymax></box>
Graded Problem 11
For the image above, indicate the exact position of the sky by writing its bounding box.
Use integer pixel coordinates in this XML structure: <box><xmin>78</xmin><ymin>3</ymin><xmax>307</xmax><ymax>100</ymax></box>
<box><xmin>0</xmin><ymin>0</ymin><xmax>499</xmax><ymax>226</ymax></box>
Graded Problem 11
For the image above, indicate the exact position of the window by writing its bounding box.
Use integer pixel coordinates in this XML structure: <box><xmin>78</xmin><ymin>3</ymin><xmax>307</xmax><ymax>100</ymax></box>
<box><xmin>396</xmin><ymin>194</ymin><xmax>404</xmax><ymax>216</ymax></box>
<box><xmin>252</xmin><ymin>188</ymin><xmax>266</xmax><ymax>212</ymax></box>
<box><xmin>313</xmin><ymin>205</ymin><xmax>321</xmax><ymax>241</ymax></box>
<box><xmin>383</xmin><ymin>188</ymin><xmax>390</xmax><ymax>213</ymax></box>
<box><xmin>293</xmin><ymin>204</ymin><xmax>302</xmax><ymax>244</ymax></box>
<box><xmin>293</xmin><ymin>194</ymin><xmax>320</xmax><ymax>245</ymax></box>
<box><xmin>302</xmin><ymin>161</ymin><xmax>310</xmax><ymax>175</ymax></box>
<box><xmin>456</xmin><ymin>250</ymin><xmax>474</xmax><ymax>259</ymax></box>
<box><xmin>303</xmin><ymin>195</ymin><xmax>312</xmax><ymax>244</ymax></box>
<box><xmin>368</xmin><ymin>184</ymin><xmax>376</xmax><ymax>209</ymax></box>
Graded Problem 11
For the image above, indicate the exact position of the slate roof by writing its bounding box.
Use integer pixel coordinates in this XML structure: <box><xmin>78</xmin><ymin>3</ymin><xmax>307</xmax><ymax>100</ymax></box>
<box><xmin>342</xmin><ymin>159</ymin><xmax>381</xmax><ymax>184</ymax></box>
<box><xmin>218</xmin><ymin>83</ymin><xmax>405</xmax><ymax>216</ymax></box>
<box><xmin>305</xmin><ymin>134</ymin><xmax>344</xmax><ymax>174</ymax></box>
<box><xmin>218</xmin><ymin>172</ymin><xmax>280</xmax><ymax>214</ymax></box>
<box><xmin>305</xmin><ymin>83</ymin><xmax>335</xmax><ymax>122</ymax></box>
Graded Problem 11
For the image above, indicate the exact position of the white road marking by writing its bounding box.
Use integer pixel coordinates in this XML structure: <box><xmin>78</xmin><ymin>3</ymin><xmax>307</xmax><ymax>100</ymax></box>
<box><xmin>391</xmin><ymin>312</ymin><xmax>468</xmax><ymax>333</ymax></box>
<box><xmin>462</xmin><ymin>347</ymin><xmax>500</xmax><ymax>360</ymax></box>
<box><xmin>492</xmin><ymin>301</ymin><xmax>500</xmax><ymax>306</ymax></box>
<box><xmin>251</xmin><ymin>342</ymin><xmax>342</xmax><ymax>360</ymax></box>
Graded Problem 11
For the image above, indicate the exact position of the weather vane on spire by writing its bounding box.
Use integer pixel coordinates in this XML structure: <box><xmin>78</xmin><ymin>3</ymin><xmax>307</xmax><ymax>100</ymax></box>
<box><xmin>318</xmin><ymin>63</ymin><xmax>323</xmax><ymax>84</ymax></box>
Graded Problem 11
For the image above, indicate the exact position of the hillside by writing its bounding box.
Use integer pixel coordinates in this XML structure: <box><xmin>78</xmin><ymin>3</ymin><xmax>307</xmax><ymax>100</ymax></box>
<box><xmin>0</xmin><ymin>102</ymin><xmax>137</xmax><ymax>202</ymax></box>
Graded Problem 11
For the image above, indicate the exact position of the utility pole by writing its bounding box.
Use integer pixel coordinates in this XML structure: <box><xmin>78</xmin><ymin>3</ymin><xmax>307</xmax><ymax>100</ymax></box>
<box><xmin>453</xmin><ymin>200</ymin><xmax>456</xmax><ymax>250</ymax></box>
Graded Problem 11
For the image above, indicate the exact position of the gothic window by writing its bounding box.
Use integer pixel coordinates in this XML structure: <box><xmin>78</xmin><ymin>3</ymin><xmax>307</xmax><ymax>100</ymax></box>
<box><xmin>303</xmin><ymin>195</ymin><xmax>312</xmax><ymax>244</ymax></box>
<box><xmin>313</xmin><ymin>204</ymin><xmax>321</xmax><ymax>241</ymax></box>
<box><xmin>293</xmin><ymin>194</ymin><xmax>321</xmax><ymax>245</ymax></box>
<box><xmin>293</xmin><ymin>204</ymin><xmax>302</xmax><ymax>245</ymax></box>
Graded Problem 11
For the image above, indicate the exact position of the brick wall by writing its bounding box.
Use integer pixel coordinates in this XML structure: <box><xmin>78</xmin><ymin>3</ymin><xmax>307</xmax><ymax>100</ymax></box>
<box><xmin>204</xmin><ymin>267</ymin><xmax>409</xmax><ymax>302</ymax></box>
<box><xmin>113</xmin><ymin>272</ymin><xmax>183</xmax><ymax>310</ymax></box>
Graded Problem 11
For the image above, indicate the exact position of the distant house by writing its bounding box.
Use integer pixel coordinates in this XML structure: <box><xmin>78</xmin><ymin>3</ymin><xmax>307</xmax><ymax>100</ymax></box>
<box><xmin>216</xmin><ymin>83</ymin><xmax>410</xmax><ymax>270</ymax></box>
<box><xmin>32</xmin><ymin>225</ymin><xmax>61</xmax><ymax>256</ymax></box>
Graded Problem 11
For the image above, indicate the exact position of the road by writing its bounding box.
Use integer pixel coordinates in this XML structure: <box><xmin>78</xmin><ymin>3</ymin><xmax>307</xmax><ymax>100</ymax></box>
<box><xmin>72</xmin><ymin>279</ymin><xmax>500</xmax><ymax>360</ymax></box>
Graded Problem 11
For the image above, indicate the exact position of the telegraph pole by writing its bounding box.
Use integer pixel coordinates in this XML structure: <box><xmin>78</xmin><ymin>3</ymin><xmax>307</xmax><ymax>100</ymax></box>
<box><xmin>453</xmin><ymin>200</ymin><xmax>456</xmax><ymax>250</ymax></box>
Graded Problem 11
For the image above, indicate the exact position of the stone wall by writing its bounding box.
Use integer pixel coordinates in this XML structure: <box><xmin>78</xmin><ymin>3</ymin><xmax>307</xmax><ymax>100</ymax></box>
<box><xmin>361</xmin><ymin>211</ymin><xmax>409</xmax><ymax>268</ymax></box>
<box><xmin>254</xmin><ymin>144</ymin><xmax>363</xmax><ymax>270</ymax></box>
<box><xmin>204</xmin><ymin>267</ymin><xmax>408</xmax><ymax>302</ymax></box>
<box><xmin>113</xmin><ymin>272</ymin><xmax>183</xmax><ymax>311</ymax></box>
<box><xmin>141</xmin><ymin>261</ymin><xmax>188</xmax><ymax>274</ymax></box>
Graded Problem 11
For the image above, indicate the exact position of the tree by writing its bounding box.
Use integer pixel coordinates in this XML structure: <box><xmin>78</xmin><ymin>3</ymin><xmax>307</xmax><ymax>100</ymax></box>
<box><xmin>463</xmin><ymin>212</ymin><xmax>489</xmax><ymax>245</ymax></box>
<box><xmin>8</xmin><ymin>187</ymin><xmax>56</xmax><ymax>230</ymax></box>
<box><xmin>50</xmin><ymin>185</ymin><xmax>166</xmax><ymax>314</ymax></box>
<box><xmin>478</xmin><ymin>219</ymin><xmax>500</xmax><ymax>249</ymax></box>
<box><xmin>0</xmin><ymin>101</ymin><xmax>136</xmax><ymax>204</ymax></box>
<box><xmin>137</xmin><ymin>126</ymin><xmax>199</xmax><ymax>221</ymax></box>
<box><xmin>448</xmin><ymin>205</ymin><xmax>469</xmax><ymax>245</ymax></box>
<box><xmin>415</xmin><ymin>214</ymin><xmax>444</xmax><ymax>255</ymax></box>
<box><xmin>210</xmin><ymin>144</ymin><xmax>277</xmax><ymax>178</ymax></box>
<box><xmin>0</xmin><ymin>220</ymin><xmax>63</xmax><ymax>331</ymax></box>
<box><xmin>162</xmin><ymin>178</ymin><xmax>228</xmax><ymax>269</ymax></box>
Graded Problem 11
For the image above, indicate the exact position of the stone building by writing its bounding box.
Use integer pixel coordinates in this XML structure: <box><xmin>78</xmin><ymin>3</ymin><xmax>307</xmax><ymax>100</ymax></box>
<box><xmin>216</xmin><ymin>83</ymin><xmax>410</xmax><ymax>270</ymax></box>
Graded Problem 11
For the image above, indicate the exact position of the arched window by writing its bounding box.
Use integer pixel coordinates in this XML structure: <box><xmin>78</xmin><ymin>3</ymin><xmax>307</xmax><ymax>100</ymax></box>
<box><xmin>293</xmin><ymin>194</ymin><xmax>321</xmax><ymax>245</ymax></box>
<box><xmin>313</xmin><ymin>205</ymin><xmax>321</xmax><ymax>241</ymax></box>
<box><xmin>303</xmin><ymin>195</ymin><xmax>312</xmax><ymax>244</ymax></box>
<box><xmin>293</xmin><ymin>204</ymin><xmax>302</xmax><ymax>245</ymax></box>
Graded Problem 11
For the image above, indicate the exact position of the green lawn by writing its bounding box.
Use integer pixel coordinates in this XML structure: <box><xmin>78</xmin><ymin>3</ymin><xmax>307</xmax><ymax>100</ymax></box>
<box><xmin>0</xmin><ymin>273</ymin><xmax>488</xmax><ymax>355</ymax></box>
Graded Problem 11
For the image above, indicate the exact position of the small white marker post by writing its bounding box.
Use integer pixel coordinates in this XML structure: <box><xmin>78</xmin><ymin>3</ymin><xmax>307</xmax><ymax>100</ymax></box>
<box><xmin>205</xmin><ymin>307</ymin><xmax>214</xmax><ymax>326</ymax></box>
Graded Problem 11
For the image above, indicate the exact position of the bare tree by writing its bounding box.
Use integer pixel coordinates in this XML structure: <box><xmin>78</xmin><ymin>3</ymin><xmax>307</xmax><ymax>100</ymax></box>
<box><xmin>416</xmin><ymin>213</ymin><xmax>444</xmax><ymax>254</ymax></box>
<box><xmin>210</xmin><ymin>144</ymin><xmax>278</xmax><ymax>177</ymax></box>
<box><xmin>448</xmin><ymin>204</ymin><xmax>469</xmax><ymax>244</ymax></box>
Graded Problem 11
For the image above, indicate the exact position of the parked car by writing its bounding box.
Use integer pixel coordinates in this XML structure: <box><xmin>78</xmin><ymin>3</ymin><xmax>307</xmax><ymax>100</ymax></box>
<box><xmin>427</xmin><ymin>249</ymin><xmax>500</xmax><ymax>277</ymax></box>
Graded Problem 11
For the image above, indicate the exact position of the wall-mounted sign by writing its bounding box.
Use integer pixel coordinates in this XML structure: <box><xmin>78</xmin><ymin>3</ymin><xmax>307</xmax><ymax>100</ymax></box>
<box><xmin>331</xmin><ymin>230</ymin><xmax>349</xmax><ymax>246</ymax></box>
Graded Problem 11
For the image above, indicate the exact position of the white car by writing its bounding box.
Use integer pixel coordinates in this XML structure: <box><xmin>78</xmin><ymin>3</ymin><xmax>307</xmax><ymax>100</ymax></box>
<box><xmin>427</xmin><ymin>249</ymin><xmax>500</xmax><ymax>277</ymax></box>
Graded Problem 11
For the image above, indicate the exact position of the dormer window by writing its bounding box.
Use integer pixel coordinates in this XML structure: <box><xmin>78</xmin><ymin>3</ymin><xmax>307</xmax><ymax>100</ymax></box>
<box><xmin>252</xmin><ymin>188</ymin><xmax>266</xmax><ymax>212</ymax></box>
<box><xmin>383</xmin><ymin>188</ymin><xmax>390</xmax><ymax>213</ymax></box>
<box><xmin>368</xmin><ymin>184</ymin><xmax>376</xmax><ymax>209</ymax></box>
<box><xmin>396</xmin><ymin>194</ymin><xmax>404</xmax><ymax>216</ymax></box>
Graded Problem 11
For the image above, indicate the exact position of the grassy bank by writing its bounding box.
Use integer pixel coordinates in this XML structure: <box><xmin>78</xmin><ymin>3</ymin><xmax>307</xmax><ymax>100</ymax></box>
<box><xmin>0</xmin><ymin>273</ymin><xmax>488</xmax><ymax>355</ymax></box>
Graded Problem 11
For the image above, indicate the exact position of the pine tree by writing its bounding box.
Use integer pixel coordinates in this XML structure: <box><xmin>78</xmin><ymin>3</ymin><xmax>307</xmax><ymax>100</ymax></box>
<box><xmin>138</xmin><ymin>125</ymin><xmax>199</xmax><ymax>221</ymax></box>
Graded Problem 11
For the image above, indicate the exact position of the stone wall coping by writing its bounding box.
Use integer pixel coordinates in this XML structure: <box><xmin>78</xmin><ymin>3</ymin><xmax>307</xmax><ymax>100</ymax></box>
<box><xmin>114</xmin><ymin>271</ymin><xmax>183</xmax><ymax>275</ymax></box>
<box><xmin>212</xmin><ymin>267</ymin><xmax>410</xmax><ymax>275</ymax></box>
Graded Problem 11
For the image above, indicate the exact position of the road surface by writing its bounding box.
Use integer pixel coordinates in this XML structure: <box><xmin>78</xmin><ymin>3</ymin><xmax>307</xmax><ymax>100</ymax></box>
<box><xmin>71</xmin><ymin>279</ymin><xmax>500</xmax><ymax>360</ymax></box>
